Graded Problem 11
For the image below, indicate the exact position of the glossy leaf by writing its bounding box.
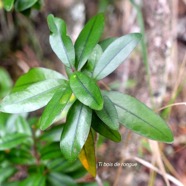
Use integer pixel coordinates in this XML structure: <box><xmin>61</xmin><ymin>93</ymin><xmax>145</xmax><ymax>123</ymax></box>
<box><xmin>0</xmin><ymin>166</ymin><xmax>16</xmax><ymax>183</ymax></box>
<box><xmin>48</xmin><ymin>173</ymin><xmax>77</xmax><ymax>186</ymax></box>
<box><xmin>40</xmin><ymin>143</ymin><xmax>62</xmax><ymax>160</ymax></box>
<box><xmin>0</xmin><ymin>68</ymin><xmax>12</xmax><ymax>98</ymax></box>
<box><xmin>92</xmin><ymin>114</ymin><xmax>121</xmax><ymax>142</ymax></box>
<box><xmin>99</xmin><ymin>37</ymin><xmax>116</xmax><ymax>51</ymax></box>
<box><xmin>3</xmin><ymin>0</ymin><xmax>14</xmax><ymax>11</ymax></box>
<box><xmin>20</xmin><ymin>174</ymin><xmax>46</xmax><ymax>186</ymax></box>
<box><xmin>39</xmin><ymin>125</ymin><xmax>63</xmax><ymax>142</ymax></box>
<box><xmin>47</xmin><ymin>14</ymin><xmax>75</xmax><ymax>69</ymax></box>
<box><xmin>95</xmin><ymin>96</ymin><xmax>119</xmax><ymax>130</ymax></box>
<box><xmin>105</xmin><ymin>91</ymin><xmax>174</xmax><ymax>143</ymax></box>
<box><xmin>79</xmin><ymin>130</ymin><xmax>96</xmax><ymax>177</ymax></box>
<box><xmin>93</xmin><ymin>33</ymin><xmax>142</xmax><ymax>80</ymax></box>
<box><xmin>70</xmin><ymin>72</ymin><xmax>103</xmax><ymax>110</ymax></box>
<box><xmin>15</xmin><ymin>0</ymin><xmax>37</xmax><ymax>11</ymax></box>
<box><xmin>83</xmin><ymin>44</ymin><xmax>103</xmax><ymax>76</ymax></box>
<box><xmin>13</xmin><ymin>67</ymin><xmax>66</xmax><ymax>91</ymax></box>
<box><xmin>7</xmin><ymin>148</ymin><xmax>35</xmax><ymax>165</ymax></box>
<box><xmin>46</xmin><ymin>158</ymin><xmax>75</xmax><ymax>172</ymax></box>
<box><xmin>60</xmin><ymin>101</ymin><xmax>92</xmax><ymax>161</ymax></box>
<box><xmin>15</xmin><ymin>115</ymin><xmax>32</xmax><ymax>136</ymax></box>
<box><xmin>0</xmin><ymin>133</ymin><xmax>30</xmax><ymax>150</ymax></box>
<box><xmin>40</xmin><ymin>86</ymin><xmax>72</xmax><ymax>130</ymax></box>
<box><xmin>75</xmin><ymin>14</ymin><xmax>104</xmax><ymax>70</ymax></box>
<box><xmin>0</xmin><ymin>79</ymin><xmax>66</xmax><ymax>113</ymax></box>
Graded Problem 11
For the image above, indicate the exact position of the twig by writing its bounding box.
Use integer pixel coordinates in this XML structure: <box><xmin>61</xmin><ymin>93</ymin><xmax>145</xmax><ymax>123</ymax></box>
<box><xmin>133</xmin><ymin>157</ymin><xmax>184</xmax><ymax>186</ymax></box>
<box><xmin>113</xmin><ymin>130</ymin><xmax>132</xmax><ymax>186</ymax></box>
<box><xmin>95</xmin><ymin>175</ymin><xmax>103</xmax><ymax>186</ymax></box>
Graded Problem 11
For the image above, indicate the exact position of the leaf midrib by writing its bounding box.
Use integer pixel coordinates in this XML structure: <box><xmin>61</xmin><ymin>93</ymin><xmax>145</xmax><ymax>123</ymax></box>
<box><xmin>77</xmin><ymin>17</ymin><xmax>98</xmax><ymax>69</ymax></box>
<box><xmin>114</xmin><ymin>103</ymin><xmax>169</xmax><ymax>139</ymax></box>
<box><xmin>4</xmin><ymin>84</ymin><xmax>63</xmax><ymax>106</ymax></box>
<box><xmin>76</xmin><ymin>74</ymin><xmax>99</xmax><ymax>105</ymax></box>
<box><xmin>0</xmin><ymin>135</ymin><xmax>28</xmax><ymax>148</ymax></box>
<box><xmin>94</xmin><ymin>38</ymin><xmax>135</xmax><ymax>79</ymax></box>
<box><xmin>40</xmin><ymin>88</ymin><xmax>71</xmax><ymax>128</ymax></box>
<box><xmin>70</xmin><ymin>104</ymin><xmax>83</xmax><ymax>156</ymax></box>
<box><xmin>52</xmin><ymin>29</ymin><xmax>73</xmax><ymax>69</ymax></box>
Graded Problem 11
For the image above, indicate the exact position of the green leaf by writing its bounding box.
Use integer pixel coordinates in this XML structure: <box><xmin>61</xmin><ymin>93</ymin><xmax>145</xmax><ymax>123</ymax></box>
<box><xmin>47</xmin><ymin>14</ymin><xmax>75</xmax><ymax>69</ymax></box>
<box><xmin>105</xmin><ymin>91</ymin><xmax>174</xmax><ymax>143</ymax></box>
<box><xmin>3</xmin><ymin>0</ymin><xmax>15</xmax><ymax>11</ymax></box>
<box><xmin>0</xmin><ymin>68</ymin><xmax>12</xmax><ymax>98</ymax></box>
<box><xmin>40</xmin><ymin>86</ymin><xmax>72</xmax><ymax>130</ymax></box>
<box><xmin>0</xmin><ymin>133</ymin><xmax>30</xmax><ymax>150</ymax></box>
<box><xmin>93</xmin><ymin>33</ymin><xmax>142</xmax><ymax>80</ymax></box>
<box><xmin>95</xmin><ymin>96</ymin><xmax>119</xmax><ymax>130</ymax></box>
<box><xmin>46</xmin><ymin>158</ymin><xmax>73</xmax><ymax>172</ymax></box>
<box><xmin>92</xmin><ymin>114</ymin><xmax>121</xmax><ymax>142</ymax></box>
<box><xmin>99</xmin><ymin>37</ymin><xmax>116</xmax><ymax>51</ymax></box>
<box><xmin>48</xmin><ymin>173</ymin><xmax>77</xmax><ymax>186</ymax></box>
<box><xmin>83</xmin><ymin>44</ymin><xmax>103</xmax><ymax>76</ymax></box>
<box><xmin>7</xmin><ymin>148</ymin><xmax>35</xmax><ymax>165</ymax></box>
<box><xmin>20</xmin><ymin>174</ymin><xmax>46</xmax><ymax>186</ymax></box>
<box><xmin>75</xmin><ymin>14</ymin><xmax>104</xmax><ymax>70</ymax></box>
<box><xmin>2</xmin><ymin>181</ymin><xmax>20</xmax><ymax>186</ymax></box>
<box><xmin>0</xmin><ymin>79</ymin><xmax>66</xmax><ymax>113</ymax></box>
<box><xmin>70</xmin><ymin>72</ymin><xmax>103</xmax><ymax>110</ymax></box>
<box><xmin>13</xmin><ymin>67</ymin><xmax>66</xmax><ymax>91</ymax></box>
<box><xmin>0</xmin><ymin>113</ymin><xmax>10</xmax><ymax>136</ymax></box>
<box><xmin>60</xmin><ymin>101</ymin><xmax>92</xmax><ymax>161</ymax></box>
<box><xmin>15</xmin><ymin>115</ymin><xmax>32</xmax><ymax>136</ymax></box>
<box><xmin>40</xmin><ymin>143</ymin><xmax>62</xmax><ymax>160</ymax></box>
<box><xmin>79</xmin><ymin>130</ymin><xmax>96</xmax><ymax>177</ymax></box>
<box><xmin>39</xmin><ymin>125</ymin><xmax>63</xmax><ymax>142</ymax></box>
<box><xmin>15</xmin><ymin>0</ymin><xmax>38</xmax><ymax>11</ymax></box>
<box><xmin>0</xmin><ymin>166</ymin><xmax>16</xmax><ymax>183</ymax></box>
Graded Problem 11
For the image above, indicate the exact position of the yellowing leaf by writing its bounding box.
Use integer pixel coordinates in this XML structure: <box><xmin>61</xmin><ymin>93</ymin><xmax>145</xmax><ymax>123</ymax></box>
<box><xmin>79</xmin><ymin>130</ymin><xmax>96</xmax><ymax>177</ymax></box>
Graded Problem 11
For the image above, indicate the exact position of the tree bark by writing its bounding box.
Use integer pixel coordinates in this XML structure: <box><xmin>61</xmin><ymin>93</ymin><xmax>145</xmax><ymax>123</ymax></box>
<box><xmin>142</xmin><ymin>0</ymin><xmax>176</xmax><ymax>108</ymax></box>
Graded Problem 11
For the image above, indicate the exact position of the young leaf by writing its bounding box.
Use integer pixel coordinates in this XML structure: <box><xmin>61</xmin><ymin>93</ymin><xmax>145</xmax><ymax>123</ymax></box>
<box><xmin>7</xmin><ymin>148</ymin><xmax>35</xmax><ymax>165</ymax></box>
<box><xmin>0</xmin><ymin>79</ymin><xmax>66</xmax><ymax>113</ymax></box>
<box><xmin>15</xmin><ymin>0</ymin><xmax>37</xmax><ymax>11</ymax></box>
<box><xmin>20</xmin><ymin>174</ymin><xmax>46</xmax><ymax>186</ymax></box>
<box><xmin>47</xmin><ymin>158</ymin><xmax>73</xmax><ymax>172</ymax></box>
<box><xmin>92</xmin><ymin>114</ymin><xmax>121</xmax><ymax>142</ymax></box>
<box><xmin>39</xmin><ymin>125</ymin><xmax>63</xmax><ymax>142</ymax></box>
<box><xmin>47</xmin><ymin>14</ymin><xmax>75</xmax><ymax>69</ymax></box>
<box><xmin>95</xmin><ymin>96</ymin><xmax>119</xmax><ymax>130</ymax></box>
<box><xmin>105</xmin><ymin>91</ymin><xmax>174</xmax><ymax>143</ymax></box>
<box><xmin>83</xmin><ymin>44</ymin><xmax>103</xmax><ymax>76</ymax></box>
<box><xmin>70</xmin><ymin>72</ymin><xmax>103</xmax><ymax>110</ymax></box>
<box><xmin>40</xmin><ymin>143</ymin><xmax>62</xmax><ymax>160</ymax></box>
<box><xmin>99</xmin><ymin>37</ymin><xmax>116</xmax><ymax>51</ymax></box>
<box><xmin>15</xmin><ymin>115</ymin><xmax>32</xmax><ymax>136</ymax></box>
<box><xmin>0</xmin><ymin>133</ymin><xmax>30</xmax><ymax>150</ymax></box>
<box><xmin>79</xmin><ymin>130</ymin><xmax>96</xmax><ymax>177</ymax></box>
<box><xmin>13</xmin><ymin>67</ymin><xmax>66</xmax><ymax>91</ymax></box>
<box><xmin>93</xmin><ymin>33</ymin><xmax>142</xmax><ymax>80</ymax></box>
<box><xmin>48</xmin><ymin>173</ymin><xmax>77</xmax><ymax>186</ymax></box>
<box><xmin>0</xmin><ymin>166</ymin><xmax>16</xmax><ymax>183</ymax></box>
<box><xmin>75</xmin><ymin>14</ymin><xmax>104</xmax><ymax>70</ymax></box>
<box><xmin>0</xmin><ymin>68</ymin><xmax>12</xmax><ymax>98</ymax></box>
<box><xmin>60</xmin><ymin>101</ymin><xmax>92</xmax><ymax>161</ymax></box>
<box><xmin>40</xmin><ymin>85</ymin><xmax>72</xmax><ymax>130</ymax></box>
<box><xmin>3</xmin><ymin>0</ymin><xmax>15</xmax><ymax>11</ymax></box>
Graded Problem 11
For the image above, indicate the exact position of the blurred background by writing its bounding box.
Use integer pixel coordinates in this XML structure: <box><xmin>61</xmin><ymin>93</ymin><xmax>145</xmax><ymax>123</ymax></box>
<box><xmin>0</xmin><ymin>0</ymin><xmax>186</xmax><ymax>185</ymax></box>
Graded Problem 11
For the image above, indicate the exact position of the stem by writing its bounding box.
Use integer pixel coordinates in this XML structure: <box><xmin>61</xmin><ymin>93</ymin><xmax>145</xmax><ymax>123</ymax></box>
<box><xmin>32</xmin><ymin>126</ymin><xmax>40</xmax><ymax>165</ymax></box>
<box><xmin>96</xmin><ymin>175</ymin><xmax>103</xmax><ymax>186</ymax></box>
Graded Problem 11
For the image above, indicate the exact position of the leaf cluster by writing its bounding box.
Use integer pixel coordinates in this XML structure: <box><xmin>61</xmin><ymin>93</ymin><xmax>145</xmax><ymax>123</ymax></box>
<box><xmin>3</xmin><ymin>0</ymin><xmax>42</xmax><ymax>12</ymax></box>
<box><xmin>0</xmin><ymin>14</ymin><xmax>174</xmax><ymax>177</ymax></box>
<box><xmin>0</xmin><ymin>112</ymin><xmax>88</xmax><ymax>185</ymax></box>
